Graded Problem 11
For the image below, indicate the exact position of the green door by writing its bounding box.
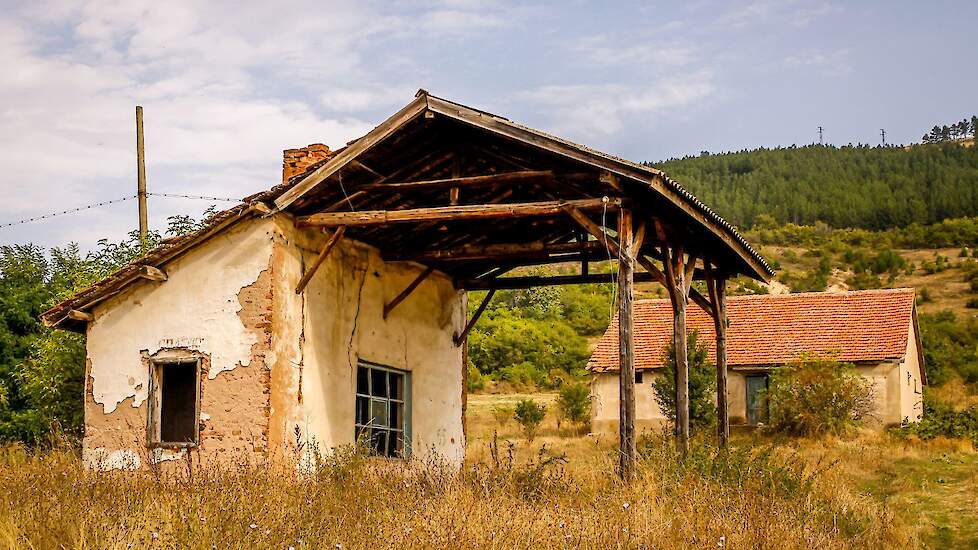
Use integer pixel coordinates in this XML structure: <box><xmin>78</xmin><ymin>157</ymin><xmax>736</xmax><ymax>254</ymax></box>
<box><xmin>746</xmin><ymin>375</ymin><xmax>769</xmax><ymax>425</ymax></box>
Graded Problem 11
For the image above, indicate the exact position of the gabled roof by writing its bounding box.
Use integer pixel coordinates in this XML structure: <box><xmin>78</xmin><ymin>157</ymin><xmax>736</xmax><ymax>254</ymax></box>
<box><xmin>588</xmin><ymin>288</ymin><xmax>921</xmax><ymax>376</ymax></box>
<box><xmin>42</xmin><ymin>90</ymin><xmax>772</xmax><ymax>331</ymax></box>
<box><xmin>276</xmin><ymin>90</ymin><xmax>772</xmax><ymax>281</ymax></box>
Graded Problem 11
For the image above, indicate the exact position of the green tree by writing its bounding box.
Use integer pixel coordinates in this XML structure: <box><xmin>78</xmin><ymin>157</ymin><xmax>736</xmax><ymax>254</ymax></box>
<box><xmin>514</xmin><ymin>399</ymin><xmax>546</xmax><ymax>441</ymax></box>
<box><xmin>556</xmin><ymin>383</ymin><xmax>591</xmax><ymax>433</ymax></box>
<box><xmin>652</xmin><ymin>331</ymin><xmax>717</xmax><ymax>434</ymax></box>
<box><xmin>766</xmin><ymin>356</ymin><xmax>874</xmax><ymax>436</ymax></box>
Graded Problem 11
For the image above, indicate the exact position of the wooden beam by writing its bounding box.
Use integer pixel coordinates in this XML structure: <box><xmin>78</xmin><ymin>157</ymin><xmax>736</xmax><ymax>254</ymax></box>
<box><xmin>564</xmin><ymin>206</ymin><xmax>620</xmax><ymax>256</ymax></box>
<box><xmin>297</xmin><ymin>198</ymin><xmax>620</xmax><ymax>227</ymax></box>
<box><xmin>360</xmin><ymin>170</ymin><xmax>554</xmax><ymax>191</ymax></box>
<box><xmin>635</xmin><ymin>255</ymin><xmax>714</xmax><ymax>317</ymax></box>
<box><xmin>295</xmin><ymin>227</ymin><xmax>346</xmax><ymax>294</ymax></box>
<box><xmin>384</xmin><ymin>266</ymin><xmax>434</xmax><ymax>319</ymax></box>
<box><xmin>663</xmin><ymin>245</ymin><xmax>690</xmax><ymax>458</ymax></box>
<box><xmin>138</xmin><ymin>265</ymin><xmax>167</xmax><ymax>282</ymax></box>
<box><xmin>274</xmin><ymin>93</ymin><xmax>428</xmax><ymax>210</ymax></box>
<box><xmin>617</xmin><ymin>209</ymin><xmax>637</xmax><ymax>480</ymax></box>
<box><xmin>706</xmin><ymin>265</ymin><xmax>730</xmax><ymax>449</ymax></box>
<box><xmin>67</xmin><ymin>309</ymin><xmax>94</xmax><ymax>322</ymax></box>
<box><xmin>387</xmin><ymin>240</ymin><xmax>603</xmax><ymax>262</ymax></box>
<box><xmin>462</xmin><ymin>270</ymin><xmax>655</xmax><ymax>290</ymax></box>
<box><xmin>454</xmin><ymin>289</ymin><xmax>496</xmax><ymax>346</ymax></box>
<box><xmin>249</xmin><ymin>201</ymin><xmax>273</xmax><ymax>215</ymax></box>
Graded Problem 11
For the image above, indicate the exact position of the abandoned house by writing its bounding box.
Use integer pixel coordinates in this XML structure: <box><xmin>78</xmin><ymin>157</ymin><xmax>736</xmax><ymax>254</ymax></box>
<box><xmin>588</xmin><ymin>288</ymin><xmax>925</xmax><ymax>433</ymax></box>
<box><xmin>41</xmin><ymin>90</ymin><xmax>772</xmax><ymax>474</ymax></box>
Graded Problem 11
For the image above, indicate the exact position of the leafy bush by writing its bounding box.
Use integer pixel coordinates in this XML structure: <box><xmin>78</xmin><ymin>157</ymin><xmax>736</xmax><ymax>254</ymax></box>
<box><xmin>513</xmin><ymin>399</ymin><xmax>546</xmax><ymax>441</ymax></box>
<box><xmin>893</xmin><ymin>393</ymin><xmax>978</xmax><ymax>446</ymax></box>
<box><xmin>766</xmin><ymin>356</ymin><xmax>874</xmax><ymax>436</ymax></box>
<box><xmin>466</xmin><ymin>362</ymin><xmax>485</xmax><ymax>392</ymax></box>
<box><xmin>919</xmin><ymin>311</ymin><xmax>978</xmax><ymax>385</ymax></box>
<box><xmin>555</xmin><ymin>383</ymin><xmax>591</xmax><ymax>433</ymax></box>
<box><xmin>652</xmin><ymin>331</ymin><xmax>717</xmax><ymax>434</ymax></box>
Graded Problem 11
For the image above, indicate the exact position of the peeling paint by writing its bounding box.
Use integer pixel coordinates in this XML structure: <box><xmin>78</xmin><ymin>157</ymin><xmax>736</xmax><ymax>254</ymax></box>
<box><xmin>87</xmin><ymin>220</ymin><xmax>276</xmax><ymax>413</ymax></box>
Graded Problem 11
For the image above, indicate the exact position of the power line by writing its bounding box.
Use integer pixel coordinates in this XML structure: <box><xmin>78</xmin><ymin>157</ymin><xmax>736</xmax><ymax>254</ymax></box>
<box><xmin>0</xmin><ymin>192</ymin><xmax>240</xmax><ymax>230</ymax></box>
<box><xmin>146</xmin><ymin>192</ymin><xmax>239</xmax><ymax>202</ymax></box>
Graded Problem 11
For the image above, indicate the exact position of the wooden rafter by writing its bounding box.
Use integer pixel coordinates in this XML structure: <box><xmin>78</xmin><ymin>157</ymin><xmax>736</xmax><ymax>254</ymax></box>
<box><xmin>360</xmin><ymin>170</ymin><xmax>555</xmax><ymax>191</ymax></box>
<box><xmin>453</xmin><ymin>289</ymin><xmax>496</xmax><ymax>346</ymax></box>
<box><xmin>138</xmin><ymin>265</ymin><xmax>167</xmax><ymax>282</ymax></box>
<box><xmin>461</xmin><ymin>270</ymin><xmax>657</xmax><ymax>290</ymax></box>
<box><xmin>67</xmin><ymin>309</ymin><xmax>94</xmax><ymax>322</ymax></box>
<box><xmin>387</xmin><ymin>239</ymin><xmax>602</xmax><ymax>262</ymax></box>
<box><xmin>384</xmin><ymin>266</ymin><xmax>435</xmax><ymax>319</ymax></box>
<box><xmin>297</xmin><ymin>198</ymin><xmax>621</xmax><ymax>228</ymax></box>
<box><xmin>295</xmin><ymin>227</ymin><xmax>346</xmax><ymax>294</ymax></box>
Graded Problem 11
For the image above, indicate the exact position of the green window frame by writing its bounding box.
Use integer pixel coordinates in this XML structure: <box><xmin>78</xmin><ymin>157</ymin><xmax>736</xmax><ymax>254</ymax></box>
<box><xmin>355</xmin><ymin>360</ymin><xmax>411</xmax><ymax>458</ymax></box>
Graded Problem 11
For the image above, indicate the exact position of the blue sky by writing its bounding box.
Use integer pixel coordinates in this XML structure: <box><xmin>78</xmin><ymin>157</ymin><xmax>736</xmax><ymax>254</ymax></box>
<box><xmin>1</xmin><ymin>0</ymin><xmax>976</xmax><ymax>249</ymax></box>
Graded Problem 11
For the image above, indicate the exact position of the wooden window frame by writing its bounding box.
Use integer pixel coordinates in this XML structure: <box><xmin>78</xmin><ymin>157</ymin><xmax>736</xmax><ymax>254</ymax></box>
<box><xmin>354</xmin><ymin>359</ymin><xmax>412</xmax><ymax>458</ymax></box>
<box><xmin>146</xmin><ymin>354</ymin><xmax>202</xmax><ymax>449</ymax></box>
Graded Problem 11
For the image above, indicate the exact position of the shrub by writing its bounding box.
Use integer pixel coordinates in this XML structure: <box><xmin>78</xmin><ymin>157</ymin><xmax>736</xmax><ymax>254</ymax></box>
<box><xmin>652</xmin><ymin>331</ymin><xmax>717</xmax><ymax>434</ymax></box>
<box><xmin>555</xmin><ymin>383</ymin><xmax>591</xmax><ymax>433</ymax></box>
<box><xmin>766</xmin><ymin>356</ymin><xmax>874</xmax><ymax>436</ymax></box>
<box><xmin>967</xmin><ymin>298</ymin><xmax>978</xmax><ymax>309</ymax></box>
<box><xmin>466</xmin><ymin>362</ymin><xmax>485</xmax><ymax>392</ymax></box>
<box><xmin>893</xmin><ymin>393</ymin><xmax>978</xmax><ymax>446</ymax></box>
<box><xmin>514</xmin><ymin>399</ymin><xmax>546</xmax><ymax>441</ymax></box>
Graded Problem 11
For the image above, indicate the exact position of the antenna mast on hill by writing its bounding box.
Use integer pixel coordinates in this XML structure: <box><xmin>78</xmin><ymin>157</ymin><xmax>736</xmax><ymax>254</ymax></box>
<box><xmin>818</xmin><ymin>126</ymin><xmax>824</xmax><ymax>145</ymax></box>
<box><xmin>136</xmin><ymin>106</ymin><xmax>148</xmax><ymax>250</ymax></box>
<box><xmin>880</xmin><ymin>128</ymin><xmax>886</xmax><ymax>145</ymax></box>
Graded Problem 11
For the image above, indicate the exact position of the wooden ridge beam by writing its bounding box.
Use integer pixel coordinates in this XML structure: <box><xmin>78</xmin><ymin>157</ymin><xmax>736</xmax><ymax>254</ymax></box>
<box><xmin>360</xmin><ymin>170</ymin><xmax>555</xmax><ymax>191</ymax></box>
<box><xmin>454</xmin><ymin>289</ymin><xmax>496</xmax><ymax>345</ymax></box>
<box><xmin>295</xmin><ymin>227</ymin><xmax>346</xmax><ymax>294</ymax></box>
<box><xmin>297</xmin><ymin>198</ymin><xmax>621</xmax><ymax>227</ymax></box>
<box><xmin>384</xmin><ymin>266</ymin><xmax>435</xmax><ymax>319</ymax></box>
<box><xmin>387</xmin><ymin>240</ymin><xmax>603</xmax><ymax>262</ymax></box>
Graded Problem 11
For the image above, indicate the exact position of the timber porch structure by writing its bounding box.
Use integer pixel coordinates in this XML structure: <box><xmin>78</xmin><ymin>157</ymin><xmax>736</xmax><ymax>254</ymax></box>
<box><xmin>43</xmin><ymin>90</ymin><xmax>772</xmax><ymax>478</ymax></box>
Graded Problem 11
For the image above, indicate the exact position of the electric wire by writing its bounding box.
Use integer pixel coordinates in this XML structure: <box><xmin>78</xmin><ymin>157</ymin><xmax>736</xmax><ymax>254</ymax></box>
<box><xmin>0</xmin><ymin>192</ymin><xmax>239</xmax><ymax>230</ymax></box>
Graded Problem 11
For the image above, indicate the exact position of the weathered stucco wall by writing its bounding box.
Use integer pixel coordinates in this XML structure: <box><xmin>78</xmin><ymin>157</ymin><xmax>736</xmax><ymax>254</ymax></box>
<box><xmin>899</xmin><ymin>316</ymin><xmax>925</xmax><ymax>424</ymax></box>
<box><xmin>82</xmin><ymin>215</ymin><xmax>468</xmax><ymax>470</ymax></box>
<box><xmin>590</xmin><ymin>371</ymin><xmax>668</xmax><ymax>435</ymax></box>
<box><xmin>293</xmin><ymin>226</ymin><xmax>467</xmax><ymax>466</ymax></box>
<box><xmin>83</xmin><ymin>218</ymin><xmax>280</xmax><ymax>469</ymax></box>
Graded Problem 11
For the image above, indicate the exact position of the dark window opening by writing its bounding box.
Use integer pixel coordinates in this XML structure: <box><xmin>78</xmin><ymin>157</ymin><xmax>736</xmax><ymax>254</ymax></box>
<box><xmin>159</xmin><ymin>361</ymin><xmax>199</xmax><ymax>444</ymax></box>
<box><xmin>635</xmin><ymin>371</ymin><xmax>644</xmax><ymax>384</ymax></box>
<box><xmin>354</xmin><ymin>362</ymin><xmax>409</xmax><ymax>458</ymax></box>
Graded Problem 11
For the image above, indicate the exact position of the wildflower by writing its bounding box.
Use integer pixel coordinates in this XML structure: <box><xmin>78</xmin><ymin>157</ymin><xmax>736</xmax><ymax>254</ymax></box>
<box><xmin>250</xmin><ymin>523</ymin><xmax>258</xmax><ymax>529</ymax></box>
<box><xmin>151</xmin><ymin>532</ymin><xmax>159</xmax><ymax>539</ymax></box>
<box><xmin>622</xmin><ymin>502</ymin><xmax>630</xmax><ymax>510</ymax></box>
<box><xmin>717</xmin><ymin>535</ymin><xmax>726</xmax><ymax>548</ymax></box>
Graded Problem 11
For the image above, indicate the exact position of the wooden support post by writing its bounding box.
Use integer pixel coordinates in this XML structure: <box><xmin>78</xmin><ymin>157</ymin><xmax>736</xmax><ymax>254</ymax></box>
<box><xmin>454</xmin><ymin>289</ymin><xmax>495</xmax><ymax>345</ymax></box>
<box><xmin>617</xmin><ymin>208</ymin><xmax>637</xmax><ymax>480</ymax></box>
<box><xmin>706</xmin><ymin>265</ymin><xmax>730</xmax><ymax>449</ymax></box>
<box><xmin>384</xmin><ymin>266</ymin><xmax>434</xmax><ymax>319</ymax></box>
<box><xmin>295</xmin><ymin>227</ymin><xmax>346</xmax><ymax>294</ymax></box>
<box><xmin>136</xmin><ymin>105</ymin><xmax>148</xmax><ymax>250</ymax></box>
<box><xmin>663</xmin><ymin>245</ymin><xmax>691</xmax><ymax>457</ymax></box>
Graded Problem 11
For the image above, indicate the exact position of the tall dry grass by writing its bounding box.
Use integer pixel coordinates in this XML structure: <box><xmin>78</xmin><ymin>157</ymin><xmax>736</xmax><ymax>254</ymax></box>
<box><xmin>0</xmin><ymin>434</ymin><xmax>912</xmax><ymax>549</ymax></box>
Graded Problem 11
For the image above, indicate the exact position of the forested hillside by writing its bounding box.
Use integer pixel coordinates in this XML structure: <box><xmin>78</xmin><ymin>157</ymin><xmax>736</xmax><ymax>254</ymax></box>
<box><xmin>655</xmin><ymin>141</ymin><xmax>978</xmax><ymax>230</ymax></box>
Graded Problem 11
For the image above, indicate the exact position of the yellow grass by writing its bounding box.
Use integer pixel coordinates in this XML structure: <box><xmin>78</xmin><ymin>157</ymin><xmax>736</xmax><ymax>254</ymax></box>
<box><xmin>0</xmin><ymin>393</ymin><xmax>973</xmax><ymax>548</ymax></box>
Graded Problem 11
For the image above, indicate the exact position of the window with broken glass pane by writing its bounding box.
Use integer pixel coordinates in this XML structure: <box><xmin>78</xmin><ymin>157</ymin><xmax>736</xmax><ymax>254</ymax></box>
<box><xmin>355</xmin><ymin>361</ymin><xmax>409</xmax><ymax>457</ymax></box>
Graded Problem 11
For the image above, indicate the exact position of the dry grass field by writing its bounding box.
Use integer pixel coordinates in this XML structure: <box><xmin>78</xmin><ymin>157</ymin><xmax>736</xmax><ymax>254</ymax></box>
<box><xmin>0</xmin><ymin>393</ymin><xmax>973</xmax><ymax>548</ymax></box>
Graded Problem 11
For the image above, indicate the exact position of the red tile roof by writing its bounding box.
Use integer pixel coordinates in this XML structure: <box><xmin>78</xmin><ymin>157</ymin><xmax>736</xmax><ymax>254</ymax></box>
<box><xmin>588</xmin><ymin>288</ymin><xmax>917</xmax><ymax>372</ymax></box>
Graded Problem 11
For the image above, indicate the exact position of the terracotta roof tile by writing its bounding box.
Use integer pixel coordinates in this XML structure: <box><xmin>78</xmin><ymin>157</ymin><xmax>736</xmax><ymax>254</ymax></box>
<box><xmin>588</xmin><ymin>288</ymin><xmax>916</xmax><ymax>372</ymax></box>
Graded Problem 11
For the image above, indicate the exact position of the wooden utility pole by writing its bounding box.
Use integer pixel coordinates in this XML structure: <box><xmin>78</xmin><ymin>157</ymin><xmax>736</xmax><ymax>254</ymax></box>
<box><xmin>617</xmin><ymin>208</ymin><xmax>637</xmax><ymax>479</ymax></box>
<box><xmin>706</xmin><ymin>266</ymin><xmax>729</xmax><ymax>449</ymax></box>
<box><xmin>136</xmin><ymin>106</ymin><xmax>148</xmax><ymax>249</ymax></box>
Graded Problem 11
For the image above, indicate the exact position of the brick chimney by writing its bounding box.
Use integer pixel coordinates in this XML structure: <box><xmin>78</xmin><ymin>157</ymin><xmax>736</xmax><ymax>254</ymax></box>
<box><xmin>283</xmin><ymin>143</ymin><xmax>331</xmax><ymax>182</ymax></box>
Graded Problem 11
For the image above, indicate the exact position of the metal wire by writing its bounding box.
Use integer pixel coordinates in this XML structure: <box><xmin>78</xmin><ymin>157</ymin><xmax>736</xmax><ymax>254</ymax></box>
<box><xmin>0</xmin><ymin>192</ymin><xmax>239</xmax><ymax>230</ymax></box>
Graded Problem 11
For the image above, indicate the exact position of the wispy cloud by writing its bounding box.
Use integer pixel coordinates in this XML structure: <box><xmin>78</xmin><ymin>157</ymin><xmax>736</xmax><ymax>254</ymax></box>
<box><xmin>515</xmin><ymin>71</ymin><xmax>715</xmax><ymax>138</ymax></box>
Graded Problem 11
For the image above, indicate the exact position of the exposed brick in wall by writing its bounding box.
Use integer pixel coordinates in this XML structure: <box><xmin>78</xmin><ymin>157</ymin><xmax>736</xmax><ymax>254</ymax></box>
<box><xmin>282</xmin><ymin>143</ymin><xmax>331</xmax><ymax>182</ymax></box>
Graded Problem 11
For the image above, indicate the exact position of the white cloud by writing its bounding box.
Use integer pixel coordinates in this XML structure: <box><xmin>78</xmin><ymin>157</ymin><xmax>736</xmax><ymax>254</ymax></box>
<box><xmin>575</xmin><ymin>35</ymin><xmax>694</xmax><ymax>67</ymax></box>
<box><xmin>0</xmin><ymin>0</ymin><xmax>522</xmax><ymax>248</ymax></box>
<box><xmin>515</xmin><ymin>72</ymin><xmax>715</xmax><ymax>138</ymax></box>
